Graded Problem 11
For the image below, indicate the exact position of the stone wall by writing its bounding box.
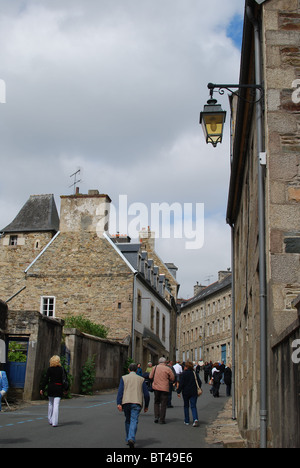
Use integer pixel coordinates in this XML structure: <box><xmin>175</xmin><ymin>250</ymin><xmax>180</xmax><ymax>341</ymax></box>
<box><xmin>0</xmin><ymin>232</ymin><xmax>54</xmax><ymax>303</ymax></box>
<box><xmin>64</xmin><ymin>328</ymin><xmax>128</xmax><ymax>393</ymax></box>
<box><xmin>60</xmin><ymin>191</ymin><xmax>111</xmax><ymax>234</ymax></box>
<box><xmin>264</xmin><ymin>0</ymin><xmax>300</xmax><ymax>336</ymax></box>
<box><xmin>0</xmin><ymin>300</ymin><xmax>7</xmax><ymax>340</ymax></box>
<box><xmin>7</xmin><ymin>309</ymin><xmax>64</xmax><ymax>400</ymax></box>
<box><xmin>4</xmin><ymin>310</ymin><xmax>128</xmax><ymax>399</ymax></box>
<box><xmin>231</xmin><ymin>0</ymin><xmax>300</xmax><ymax>447</ymax></box>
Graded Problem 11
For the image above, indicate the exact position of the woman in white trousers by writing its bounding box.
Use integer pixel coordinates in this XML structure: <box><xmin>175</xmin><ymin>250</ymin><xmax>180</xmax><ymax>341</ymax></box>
<box><xmin>40</xmin><ymin>356</ymin><xmax>64</xmax><ymax>427</ymax></box>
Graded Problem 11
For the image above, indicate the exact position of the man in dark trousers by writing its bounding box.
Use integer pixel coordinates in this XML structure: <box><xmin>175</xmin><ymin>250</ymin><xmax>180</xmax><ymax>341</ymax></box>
<box><xmin>149</xmin><ymin>357</ymin><xmax>175</xmax><ymax>424</ymax></box>
<box><xmin>117</xmin><ymin>363</ymin><xmax>150</xmax><ymax>448</ymax></box>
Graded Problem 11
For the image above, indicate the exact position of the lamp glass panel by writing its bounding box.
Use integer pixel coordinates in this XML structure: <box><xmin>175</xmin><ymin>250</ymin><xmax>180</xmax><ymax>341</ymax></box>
<box><xmin>203</xmin><ymin>113</ymin><xmax>224</xmax><ymax>136</ymax></box>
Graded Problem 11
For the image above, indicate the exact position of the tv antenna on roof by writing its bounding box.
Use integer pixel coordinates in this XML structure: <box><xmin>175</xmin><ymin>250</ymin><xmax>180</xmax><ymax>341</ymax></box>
<box><xmin>69</xmin><ymin>169</ymin><xmax>82</xmax><ymax>194</ymax></box>
<box><xmin>204</xmin><ymin>275</ymin><xmax>214</xmax><ymax>284</ymax></box>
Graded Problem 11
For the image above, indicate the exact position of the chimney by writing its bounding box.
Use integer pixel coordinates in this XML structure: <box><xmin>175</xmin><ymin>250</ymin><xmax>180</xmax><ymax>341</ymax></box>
<box><xmin>60</xmin><ymin>190</ymin><xmax>111</xmax><ymax>235</ymax></box>
<box><xmin>218</xmin><ymin>269</ymin><xmax>231</xmax><ymax>282</ymax></box>
<box><xmin>139</xmin><ymin>226</ymin><xmax>155</xmax><ymax>251</ymax></box>
<box><xmin>111</xmin><ymin>233</ymin><xmax>131</xmax><ymax>244</ymax></box>
<box><xmin>194</xmin><ymin>282</ymin><xmax>206</xmax><ymax>296</ymax></box>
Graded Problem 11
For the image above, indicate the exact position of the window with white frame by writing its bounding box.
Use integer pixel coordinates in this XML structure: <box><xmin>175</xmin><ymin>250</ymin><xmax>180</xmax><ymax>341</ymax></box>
<box><xmin>41</xmin><ymin>296</ymin><xmax>56</xmax><ymax>317</ymax></box>
<box><xmin>9</xmin><ymin>235</ymin><xmax>18</xmax><ymax>246</ymax></box>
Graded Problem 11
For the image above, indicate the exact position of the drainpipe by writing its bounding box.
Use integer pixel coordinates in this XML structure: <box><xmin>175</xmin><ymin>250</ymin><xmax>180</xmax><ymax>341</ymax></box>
<box><xmin>228</xmin><ymin>94</ymin><xmax>236</xmax><ymax>422</ymax></box>
<box><xmin>247</xmin><ymin>5</ymin><xmax>268</xmax><ymax>449</ymax></box>
<box><xmin>131</xmin><ymin>272</ymin><xmax>138</xmax><ymax>361</ymax></box>
<box><xmin>230</xmin><ymin>224</ymin><xmax>236</xmax><ymax>421</ymax></box>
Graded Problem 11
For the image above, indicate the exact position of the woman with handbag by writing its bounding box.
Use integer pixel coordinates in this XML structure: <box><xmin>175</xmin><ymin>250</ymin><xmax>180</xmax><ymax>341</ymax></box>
<box><xmin>40</xmin><ymin>355</ymin><xmax>68</xmax><ymax>427</ymax></box>
<box><xmin>177</xmin><ymin>361</ymin><xmax>202</xmax><ymax>427</ymax></box>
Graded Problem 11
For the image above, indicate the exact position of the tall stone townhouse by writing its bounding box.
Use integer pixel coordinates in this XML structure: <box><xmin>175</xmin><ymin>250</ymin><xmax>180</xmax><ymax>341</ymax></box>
<box><xmin>0</xmin><ymin>190</ymin><xmax>178</xmax><ymax>370</ymax></box>
<box><xmin>178</xmin><ymin>271</ymin><xmax>232</xmax><ymax>365</ymax></box>
<box><xmin>226</xmin><ymin>0</ymin><xmax>300</xmax><ymax>447</ymax></box>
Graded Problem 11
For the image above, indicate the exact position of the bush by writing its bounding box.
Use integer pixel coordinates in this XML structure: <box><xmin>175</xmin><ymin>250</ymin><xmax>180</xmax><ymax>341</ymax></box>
<box><xmin>64</xmin><ymin>315</ymin><xmax>109</xmax><ymax>339</ymax></box>
<box><xmin>123</xmin><ymin>357</ymin><xmax>135</xmax><ymax>374</ymax></box>
<box><xmin>80</xmin><ymin>356</ymin><xmax>96</xmax><ymax>395</ymax></box>
<box><xmin>8</xmin><ymin>342</ymin><xmax>27</xmax><ymax>362</ymax></box>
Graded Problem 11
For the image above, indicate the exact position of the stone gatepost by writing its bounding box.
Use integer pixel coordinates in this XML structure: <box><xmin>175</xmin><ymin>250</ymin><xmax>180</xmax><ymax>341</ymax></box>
<box><xmin>0</xmin><ymin>300</ymin><xmax>8</xmax><ymax>364</ymax></box>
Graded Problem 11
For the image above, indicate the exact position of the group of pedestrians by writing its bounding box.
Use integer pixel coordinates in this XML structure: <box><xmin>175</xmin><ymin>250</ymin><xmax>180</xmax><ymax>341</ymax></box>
<box><xmin>203</xmin><ymin>361</ymin><xmax>232</xmax><ymax>398</ymax></box>
<box><xmin>116</xmin><ymin>357</ymin><xmax>233</xmax><ymax>448</ymax></box>
<box><xmin>117</xmin><ymin>357</ymin><xmax>202</xmax><ymax>448</ymax></box>
<box><xmin>2</xmin><ymin>354</ymin><xmax>232</xmax><ymax>450</ymax></box>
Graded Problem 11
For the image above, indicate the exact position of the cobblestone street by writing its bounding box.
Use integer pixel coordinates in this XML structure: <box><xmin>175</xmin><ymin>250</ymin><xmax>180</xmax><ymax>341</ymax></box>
<box><xmin>206</xmin><ymin>398</ymin><xmax>246</xmax><ymax>448</ymax></box>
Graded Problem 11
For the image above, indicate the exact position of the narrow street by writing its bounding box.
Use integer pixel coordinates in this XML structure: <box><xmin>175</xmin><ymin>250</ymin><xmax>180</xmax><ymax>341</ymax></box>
<box><xmin>0</xmin><ymin>385</ymin><xmax>231</xmax><ymax>450</ymax></box>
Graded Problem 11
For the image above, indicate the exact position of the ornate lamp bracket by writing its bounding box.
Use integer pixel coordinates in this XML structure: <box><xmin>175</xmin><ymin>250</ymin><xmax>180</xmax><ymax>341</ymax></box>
<box><xmin>207</xmin><ymin>82</ymin><xmax>264</xmax><ymax>104</ymax></box>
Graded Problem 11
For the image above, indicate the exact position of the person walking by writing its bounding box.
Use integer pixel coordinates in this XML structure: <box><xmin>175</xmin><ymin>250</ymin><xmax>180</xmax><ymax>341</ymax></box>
<box><xmin>117</xmin><ymin>363</ymin><xmax>150</xmax><ymax>448</ymax></box>
<box><xmin>149</xmin><ymin>357</ymin><xmax>175</xmax><ymax>424</ymax></box>
<box><xmin>173</xmin><ymin>361</ymin><xmax>183</xmax><ymax>388</ymax></box>
<box><xmin>40</xmin><ymin>355</ymin><xmax>65</xmax><ymax>427</ymax></box>
<box><xmin>211</xmin><ymin>363</ymin><xmax>221</xmax><ymax>398</ymax></box>
<box><xmin>167</xmin><ymin>360</ymin><xmax>176</xmax><ymax>408</ymax></box>
<box><xmin>0</xmin><ymin>364</ymin><xmax>9</xmax><ymax>412</ymax></box>
<box><xmin>219</xmin><ymin>361</ymin><xmax>225</xmax><ymax>384</ymax></box>
<box><xmin>136</xmin><ymin>363</ymin><xmax>143</xmax><ymax>376</ymax></box>
<box><xmin>176</xmin><ymin>361</ymin><xmax>202</xmax><ymax>427</ymax></box>
<box><xmin>203</xmin><ymin>362</ymin><xmax>211</xmax><ymax>384</ymax></box>
<box><xmin>224</xmin><ymin>364</ymin><xmax>232</xmax><ymax>397</ymax></box>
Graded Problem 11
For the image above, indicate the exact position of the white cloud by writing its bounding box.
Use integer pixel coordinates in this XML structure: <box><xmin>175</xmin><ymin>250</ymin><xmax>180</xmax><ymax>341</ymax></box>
<box><xmin>0</xmin><ymin>0</ymin><xmax>244</xmax><ymax>297</ymax></box>
<box><xmin>155</xmin><ymin>214</ymin><xmax>232</xmax><ymax>299</ymax></box>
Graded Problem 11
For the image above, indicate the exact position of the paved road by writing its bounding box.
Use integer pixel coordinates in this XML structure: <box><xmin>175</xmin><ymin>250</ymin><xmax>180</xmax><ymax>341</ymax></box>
<box><xmin>0</xmin><ymin>383</ymin><xmax>229</xmax><ymax>449</ymax></box>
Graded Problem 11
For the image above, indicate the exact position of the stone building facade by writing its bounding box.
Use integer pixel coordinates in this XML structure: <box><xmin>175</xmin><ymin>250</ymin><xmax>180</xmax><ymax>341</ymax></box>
<box><xmin>226</xmin><ymin>0</ymin><xmax>300</xmax><ymax>447</ymax></box>
<box><xmin>0</xmin><ymin>194</ymin><xmax>59</xmax><ymax>305</ymax></box>
<box><xmin>0</xmin><ymin>190</ymin><xmax>178</xmax><ymax>370</ymax></box>
<box><xmin>178</xmin><ymin>271</ymin><xmax>232</xmax><ymax>365</ymax></box>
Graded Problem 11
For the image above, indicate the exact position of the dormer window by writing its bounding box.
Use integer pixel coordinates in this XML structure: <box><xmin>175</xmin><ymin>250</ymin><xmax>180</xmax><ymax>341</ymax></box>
<box><xmin>9</xmin><ymin>235</ymin><xmax>18</xmax><ymax>246</ymax></box>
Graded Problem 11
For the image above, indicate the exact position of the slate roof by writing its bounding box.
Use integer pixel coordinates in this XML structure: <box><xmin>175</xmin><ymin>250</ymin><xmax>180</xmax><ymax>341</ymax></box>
<box><xmin>1</xmin><ymin>194</ymin><xmax>59</xmax><ymax>233</ymax></box>
<box><xmin>181</xmin><ymin>273</ymin><xmax>232</xmax><ymax>309</ymax></box>
<box><xmin>116</xmin><ymin>243</ymin><xmax>141</xmax><ymax>270</ymax></box>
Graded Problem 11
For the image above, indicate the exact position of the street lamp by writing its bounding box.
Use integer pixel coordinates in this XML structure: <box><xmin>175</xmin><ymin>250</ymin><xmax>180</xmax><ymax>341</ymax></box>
<box><xmin>200</xmin><ymin>82</ymin><xmax>263</xmax><ymax>148</ymax></box>
<box><xmin>200</xmin><ymin>96</ymin><xmax>227</xmax><ymax>148</ymax></box>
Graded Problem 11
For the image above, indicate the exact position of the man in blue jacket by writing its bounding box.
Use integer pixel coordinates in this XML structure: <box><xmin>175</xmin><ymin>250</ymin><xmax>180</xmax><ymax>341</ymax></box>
<box><xmin>117</xmin><ymin>363</ymin><xmax>150</xmax><ymax>448</ymax></box>
<box><xmin>0</xmin><ymin>366</ymin><xmax>9</xmax><ymax>411</ymax></box>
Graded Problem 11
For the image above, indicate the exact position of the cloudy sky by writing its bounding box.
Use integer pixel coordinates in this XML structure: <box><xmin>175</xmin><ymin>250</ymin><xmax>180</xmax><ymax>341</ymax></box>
<box><xmin>0</xmin><ymin>0</ymin><xmax>244</xmax><ymax>299</ymax></box>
